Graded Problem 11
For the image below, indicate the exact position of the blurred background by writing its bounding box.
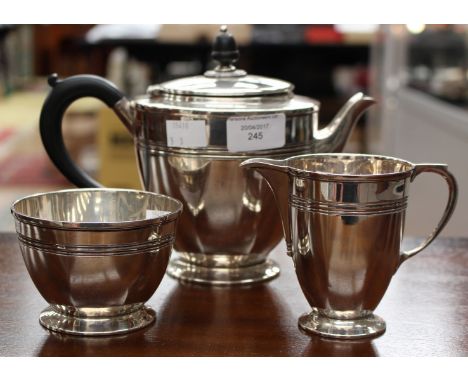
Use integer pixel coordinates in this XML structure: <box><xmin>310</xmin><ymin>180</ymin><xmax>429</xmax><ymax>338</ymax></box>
<box><xmin>0</xmin><ymin>24</ymin><xmax>467</xmax><ymax>236</ymax></box>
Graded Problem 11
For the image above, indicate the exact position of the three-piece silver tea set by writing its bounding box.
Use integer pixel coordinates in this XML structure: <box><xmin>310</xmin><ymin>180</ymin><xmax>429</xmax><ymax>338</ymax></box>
<box><xmin>11</xmin><ymin>27</ymin><xmax>458</xmax><ymax>340</ymax></box>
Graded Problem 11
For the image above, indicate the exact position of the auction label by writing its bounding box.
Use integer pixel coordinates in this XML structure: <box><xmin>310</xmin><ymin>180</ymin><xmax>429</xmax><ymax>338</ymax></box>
<box><xmin>166</xmin><ymin>119</ymin><xmax>208</xmax><ymax>148</ymax></box>
<box><xmin>226</xmin><ymin>113</ymin><xmax>286</xmax><ymax>152</ymax></box>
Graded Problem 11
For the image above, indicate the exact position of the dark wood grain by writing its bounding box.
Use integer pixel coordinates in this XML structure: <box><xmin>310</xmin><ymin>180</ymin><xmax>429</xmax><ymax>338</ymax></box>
<box><xmin>1</xmin><ymin>232</ymin><xmax>467</xmax><ymax>356</ymax></box>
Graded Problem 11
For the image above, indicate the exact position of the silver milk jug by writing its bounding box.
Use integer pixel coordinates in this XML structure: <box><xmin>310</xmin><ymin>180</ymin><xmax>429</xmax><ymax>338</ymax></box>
<box><xmin>241</xmin><ymin>153</ymin><xmax>458</xmax><ymax>338</ymax></box>
<box><xmin>39</xmin><ymin>26</ymin><xmax>375</xmax><ymax>285</ymax></box>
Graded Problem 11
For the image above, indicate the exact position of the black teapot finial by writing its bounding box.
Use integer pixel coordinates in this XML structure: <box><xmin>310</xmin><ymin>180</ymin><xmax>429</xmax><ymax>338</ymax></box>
<box><xmin>211</xmin><ymin>25</ymin><xmax>240</xmax><ymax>69</ymax></box>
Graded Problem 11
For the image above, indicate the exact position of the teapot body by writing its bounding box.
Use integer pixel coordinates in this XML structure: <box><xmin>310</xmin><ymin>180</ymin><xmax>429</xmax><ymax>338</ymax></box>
<box><xmin>133</xmin><ymin>95</ymin><xmax>322</xmax><ymax>284</ymax></box>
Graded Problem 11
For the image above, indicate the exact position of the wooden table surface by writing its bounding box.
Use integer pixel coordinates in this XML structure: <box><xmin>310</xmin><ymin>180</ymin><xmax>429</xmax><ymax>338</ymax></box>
<box><xmin>1</xmin><ymin>232</ymin><xmax>467</xmax><ymax>357</ymax></box>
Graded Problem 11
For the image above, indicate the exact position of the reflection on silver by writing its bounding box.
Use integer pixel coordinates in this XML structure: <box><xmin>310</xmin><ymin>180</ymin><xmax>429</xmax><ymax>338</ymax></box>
<box><xmin>167</xmin><ymin>156</ymin><xmax>210</xmax><ymax>216</ymax></box>
<box><xmin>11</xmin><ymin>189</ymin><xmax>182</xmax><ymax>336</ymax></box>
<box><xmin>241</xmin><ymin>153</ymin><xmax>458</xmax><ymax>339</ymax></box>
<box><xmin>242</xmin><ymin>169</ymin><xmax>263</xmax><ymax>213</ymax></box>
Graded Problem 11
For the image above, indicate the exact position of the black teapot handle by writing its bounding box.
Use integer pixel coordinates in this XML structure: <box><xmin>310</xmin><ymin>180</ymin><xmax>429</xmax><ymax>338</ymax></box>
<box><xmin>39</xmin><ymin>74</ymin><xmax>126</xmax><ymax>187</ymax></box>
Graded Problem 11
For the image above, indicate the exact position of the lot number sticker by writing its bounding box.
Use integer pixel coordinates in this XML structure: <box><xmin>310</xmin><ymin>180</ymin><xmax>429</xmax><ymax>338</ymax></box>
<box><xmin>166</xmin><ymin>120</ymin><xmax>208</xmax><ymax>148</ymax></box>
<box><xmin>226</xmin><ymin>113</ymin><xmax>286</xmax><ymax>152</ymax></box>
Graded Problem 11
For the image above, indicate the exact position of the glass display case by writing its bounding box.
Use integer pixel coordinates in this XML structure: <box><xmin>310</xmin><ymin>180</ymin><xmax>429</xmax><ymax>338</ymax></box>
<box><xmin>406</xmin><ymin>25</ymin><xmax>468</xmax><ymax>106</ymax></box>
<box><xmin>368</xmin><ymin>24</ymin><xmax>468</xmax><ymax>237</ymax></box>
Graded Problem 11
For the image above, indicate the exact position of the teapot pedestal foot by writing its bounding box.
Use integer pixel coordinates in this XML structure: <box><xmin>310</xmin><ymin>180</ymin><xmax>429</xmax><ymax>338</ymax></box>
<box><xmin>39</xmin><ymin>304</ymin><xmax>155</xmax><ymax>336</ymax></box>
<box><xmin>298</xmin><ymin>308</ymin><xmax>386</xmax><ymax>339</ymax></box>
<box><xmin>166</xmin><ymin>256</ymin><xmax>280</xmax><ymax>286</ymax></box>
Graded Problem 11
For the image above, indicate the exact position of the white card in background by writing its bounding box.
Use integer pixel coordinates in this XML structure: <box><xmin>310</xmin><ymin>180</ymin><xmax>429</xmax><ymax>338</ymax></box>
<box><xmin>166</xmin><ymin>120</ymin><xmax>208</xmax><ymax>148</ymax></box>
<box><xmin>226</xmin><ymin>113</ymin><xmax>286</xmax><ymax>152</ymax></box>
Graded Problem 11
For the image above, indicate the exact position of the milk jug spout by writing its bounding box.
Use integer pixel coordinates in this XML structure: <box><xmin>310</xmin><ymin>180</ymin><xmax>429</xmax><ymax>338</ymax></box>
<box><xmin>240</xmin><ymin>158</ymin><xmax>292</xmax><ymax>256</ymax></box>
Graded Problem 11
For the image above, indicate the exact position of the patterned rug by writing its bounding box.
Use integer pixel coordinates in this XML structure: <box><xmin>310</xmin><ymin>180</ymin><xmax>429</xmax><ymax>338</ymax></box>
<box><xmin>0</xmin><ymin>90</ymin><xmax>72</xmax><ymax>231</ymax></box>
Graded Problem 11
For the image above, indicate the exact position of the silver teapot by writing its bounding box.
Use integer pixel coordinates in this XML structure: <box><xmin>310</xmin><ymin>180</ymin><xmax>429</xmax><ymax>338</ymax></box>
<box><xmin>39</xmin><ymin>26</ymin><xmax>375</xmax><ymax>285</ymax></box>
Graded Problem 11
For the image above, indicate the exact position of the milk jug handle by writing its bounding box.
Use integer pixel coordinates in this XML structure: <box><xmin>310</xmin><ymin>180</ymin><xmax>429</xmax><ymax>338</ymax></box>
<box><xmin>39</xmin><ymin>74</ymin><xmax>128</xmax><ymax>188</ymax></box>
<box><xmin>399</xmin><ymin>164</ymin><xmax>458</xmax><ymax>267</ymax></box>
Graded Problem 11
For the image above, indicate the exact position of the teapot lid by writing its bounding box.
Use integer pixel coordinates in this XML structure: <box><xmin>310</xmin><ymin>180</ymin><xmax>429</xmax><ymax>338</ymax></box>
<box><xmin>148</xmin><ymin>26</ymin><xmax>294</xmax><ymax>97</ymax></box>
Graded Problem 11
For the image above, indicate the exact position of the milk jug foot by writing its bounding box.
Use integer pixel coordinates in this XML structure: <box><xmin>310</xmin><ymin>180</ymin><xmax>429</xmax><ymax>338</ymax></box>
<box><xmin>298</xmin><ymin>308</ymin><xmax>386</xmax><ymax>340</ymax></box>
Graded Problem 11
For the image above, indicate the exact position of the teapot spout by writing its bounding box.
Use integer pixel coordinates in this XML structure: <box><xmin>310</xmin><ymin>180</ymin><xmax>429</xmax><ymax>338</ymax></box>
<box><xmin>315</xmin><ymin>92</ymin><xmax>375</xmax><ymax>152</ymax></box>
<box><xmin>240</xmin><ymin>158</ymin><xmax>292</xmax><ymax>257</ymax></box>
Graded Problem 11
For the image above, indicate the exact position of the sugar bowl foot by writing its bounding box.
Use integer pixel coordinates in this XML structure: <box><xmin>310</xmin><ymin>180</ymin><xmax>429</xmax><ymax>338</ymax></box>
<box><xmin>298</xmin><ymin>308</ymin><xmax>386</xmax><ymax>340</ymax></box>
<box><xmin>167</xmin><ymin>256</ymin><xmax>280</xmax><ymax>286</ymax></box>
<box><xmin>39</xmin><ymin>304</ymin><xmax>156</xmax><ymax>336</ymax></box>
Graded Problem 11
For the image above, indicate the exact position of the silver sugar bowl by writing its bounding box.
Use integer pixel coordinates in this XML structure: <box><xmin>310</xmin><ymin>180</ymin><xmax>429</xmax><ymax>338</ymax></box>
<box><xmin>11</xmin><ymin>189</ymin><xmax>182</xmax><ymax>336</ymax></box>
<box><xmin>39</xmin><ymin>26</ymin><xmax>375</xmax><ymax>285</ymax></box>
